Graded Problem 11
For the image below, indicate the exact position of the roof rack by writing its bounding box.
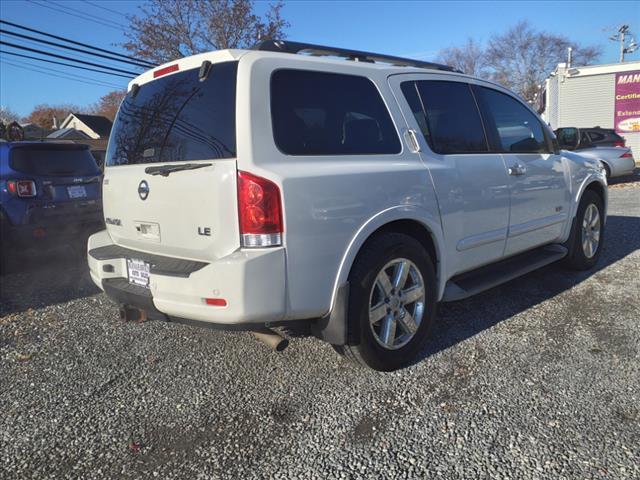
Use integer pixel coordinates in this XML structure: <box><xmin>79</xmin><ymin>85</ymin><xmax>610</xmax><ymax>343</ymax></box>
<box><xmin>252</xmin><ymin>39</ymin><xmax>461</xmax><ymax>73</ymax></box>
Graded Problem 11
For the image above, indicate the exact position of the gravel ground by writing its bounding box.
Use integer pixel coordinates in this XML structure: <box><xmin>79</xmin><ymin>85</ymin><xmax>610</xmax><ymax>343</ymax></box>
<box><xmin>1</xmin><ymin>186</ymin><xmax>639</xmax><ymax>479</ymax></box>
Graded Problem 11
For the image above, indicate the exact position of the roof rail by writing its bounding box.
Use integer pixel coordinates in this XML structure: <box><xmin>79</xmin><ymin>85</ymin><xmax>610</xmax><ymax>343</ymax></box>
<box><xmin>252</xmin><ymin>39</ymin><xmax>461</xmax><ymax>73</ymax></box>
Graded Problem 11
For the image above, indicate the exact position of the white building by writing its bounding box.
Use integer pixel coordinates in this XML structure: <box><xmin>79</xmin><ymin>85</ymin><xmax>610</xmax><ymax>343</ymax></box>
<box><xmin>540</xmin><ymin>60</ymin><xmax>640</xmax><ymax>156</ymax></box>
<box><xmin>57</xmin><ymin>112</ymin><xmax>113</xmax><ymax>140</ymax></box>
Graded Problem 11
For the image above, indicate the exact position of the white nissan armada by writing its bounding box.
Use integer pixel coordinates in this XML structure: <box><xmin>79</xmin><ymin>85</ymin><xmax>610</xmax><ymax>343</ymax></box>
<box><xmin>88</xmin><ymin>40</ymin><xmax>607</xmax><ymax>371</ymax></box>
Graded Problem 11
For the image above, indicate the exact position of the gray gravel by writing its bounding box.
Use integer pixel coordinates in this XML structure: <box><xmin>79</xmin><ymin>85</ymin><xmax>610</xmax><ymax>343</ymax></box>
<box><xmin>1</xmin><ymin>186</ymin><xmax>639</xmax><ymax>479</ymax></box>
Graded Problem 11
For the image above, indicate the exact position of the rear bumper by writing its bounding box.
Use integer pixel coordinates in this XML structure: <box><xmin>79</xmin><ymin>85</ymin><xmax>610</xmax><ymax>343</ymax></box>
<box><xmin>87</xmin><ymin>230</ymin><xmax>287</xmax><ymax>326</ymax></box>
<box><xmin>610</xmin><ymin>156</ymin><xmax>637</xmax><ymax>177</ymax></box>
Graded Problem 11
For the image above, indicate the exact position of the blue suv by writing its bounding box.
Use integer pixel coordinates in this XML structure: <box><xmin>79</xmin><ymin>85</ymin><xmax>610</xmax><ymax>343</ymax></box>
<box><xmin>1</xmin><ymin>141</ymin><xmax>104</xmax><ymax>267</ymax></box>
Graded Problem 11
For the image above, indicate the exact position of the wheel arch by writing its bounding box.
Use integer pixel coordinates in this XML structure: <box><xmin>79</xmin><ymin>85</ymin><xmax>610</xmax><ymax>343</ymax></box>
<box><xmin>312</xmin><ymin>207</ymin><xmax>445</xmax><ymax>346</ymax></box>
<box><xmin>332</xmin><ymin>206</ymin><xmax>446</xmax><ymax>308</ymax></box>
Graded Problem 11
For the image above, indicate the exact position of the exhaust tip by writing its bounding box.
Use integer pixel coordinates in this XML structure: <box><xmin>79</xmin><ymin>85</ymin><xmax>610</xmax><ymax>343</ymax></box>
<box><xmin>251</xmin><ymin>327</ymin><xmax>289</xmax><ymax>352</ymax></box>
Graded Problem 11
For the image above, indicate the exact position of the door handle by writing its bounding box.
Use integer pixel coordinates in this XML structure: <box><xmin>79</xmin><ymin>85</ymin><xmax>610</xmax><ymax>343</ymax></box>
<box><xmin>403</xmin><ymin>129</ymin><xmax>421</xmax><ymax>153</ymax></box>
<box><xmin>508</xmin><ymin>164</ymin><xmax>527</xmax><ymax>176</ymax></box>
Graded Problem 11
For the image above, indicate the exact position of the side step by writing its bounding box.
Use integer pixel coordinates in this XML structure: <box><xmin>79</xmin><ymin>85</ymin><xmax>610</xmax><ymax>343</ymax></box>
<box><xmin>442</xmin><ymin>244</ymin><xmax>568</xmax><ymax>302</ymax></box>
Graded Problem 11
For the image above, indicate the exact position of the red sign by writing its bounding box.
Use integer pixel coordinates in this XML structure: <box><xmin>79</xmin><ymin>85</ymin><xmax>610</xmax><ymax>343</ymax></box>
<box><xmin>615</xmin><ymin>70</ymin><xmax>640</xmax><ymax>133</ymax></box>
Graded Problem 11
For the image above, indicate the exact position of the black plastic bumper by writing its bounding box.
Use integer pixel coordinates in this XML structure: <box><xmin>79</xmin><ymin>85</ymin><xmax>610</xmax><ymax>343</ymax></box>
<box><xmin>102</xmin><ymin>278</ymin><xmax>167</xmax><ymax>320</ymax></box>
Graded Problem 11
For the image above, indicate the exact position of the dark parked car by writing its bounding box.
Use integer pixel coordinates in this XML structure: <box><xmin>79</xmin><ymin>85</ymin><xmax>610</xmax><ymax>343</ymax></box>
<box><xmin>0</xmin><ymin>141</ymin><xmax>104</xmax><ymax>268</ymax></box>
<box><xmin>555</xmin><ymin>127</ymin><xmax>626</xmax><ymax>148</ymax></box>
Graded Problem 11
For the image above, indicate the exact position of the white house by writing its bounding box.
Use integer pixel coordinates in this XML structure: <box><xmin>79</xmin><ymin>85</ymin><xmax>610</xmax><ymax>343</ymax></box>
<box><xmin>58</xmin><ymin>112</ymin><xmax>113</xmax><ymax>140</ymax></box>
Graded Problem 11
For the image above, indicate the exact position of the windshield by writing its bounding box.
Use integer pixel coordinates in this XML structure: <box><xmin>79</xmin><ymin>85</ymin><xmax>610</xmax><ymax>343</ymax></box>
<box><xmin>106</xmin><ymin>61</ymin><xmax>238</xmax><ymax>166</ymax></box>
<box><xmin>10</xmin><ymin>146</ymin><xmax>100</xmax><ymax>176</ymax></box>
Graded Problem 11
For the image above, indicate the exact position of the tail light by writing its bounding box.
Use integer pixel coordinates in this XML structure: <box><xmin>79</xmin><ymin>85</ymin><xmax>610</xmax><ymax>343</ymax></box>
<box><xmin>7</xmin><ymin>180</ymin><xmax>37</xmax><ymax>197</ymax></box>
<box><xmin>620</xmin><ymin>152</ymin><xmax>633</xmax><ymax>158</ymax></box>
<box><xmin>237</xmin><ymin>171</ymin><xmax>283</xmax><ymax>247</ymax></box>
<box><xmin>613</xmin><ymin>141</ymin><xmax>626</xmax><ymax>148</ymax></box>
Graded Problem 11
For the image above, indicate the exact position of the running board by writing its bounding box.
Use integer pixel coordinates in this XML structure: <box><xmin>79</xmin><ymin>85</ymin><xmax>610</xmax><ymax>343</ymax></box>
<box><xmin>442</xmin><ymin>244</ymin><xmax>568</xmax><ymax>302</ymax></box>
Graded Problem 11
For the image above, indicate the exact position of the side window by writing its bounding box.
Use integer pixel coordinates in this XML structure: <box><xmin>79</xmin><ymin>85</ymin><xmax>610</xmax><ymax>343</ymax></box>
<box><xmin>588</xmin><ymin>131</ymin><xmax>605</xmax><ymax>142</ymax></box>
<box><xmin>271</xmin><ymin>70</ymin><xmax>401</xmax><ymax>156</ymax></box>
<box><xmin>401</xmin><ymin>80</ymin><xmax>488</xmax><ymax>154</ymax></box>
<box><xmin>473</xmin><ymin>86</ymin><xmax>549</xmax><ymax>154</ymax></box>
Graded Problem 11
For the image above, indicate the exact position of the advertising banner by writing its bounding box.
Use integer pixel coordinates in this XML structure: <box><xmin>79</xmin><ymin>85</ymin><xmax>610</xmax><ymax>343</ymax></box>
<box><xmin>615</xmin><ymin>70</ymin><xmax>640</xmax><ymax>133</ymax></box>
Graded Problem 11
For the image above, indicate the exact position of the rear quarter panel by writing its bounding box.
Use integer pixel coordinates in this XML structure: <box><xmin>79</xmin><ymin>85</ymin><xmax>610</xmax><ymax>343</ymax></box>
<box><xmin>236</xmin><ymin>54</ymin><xmax>444</xmax><ymax>319</ymax></box>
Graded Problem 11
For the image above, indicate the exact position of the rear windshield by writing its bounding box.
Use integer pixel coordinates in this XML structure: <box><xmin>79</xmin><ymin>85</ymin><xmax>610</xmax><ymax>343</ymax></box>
<box><xmin>106</xmin><ymin>61</ymin><xmax>238</xmax><ymax>166</ymax></box>
<box><xmin>10</xmin><ymin>146</ymin><xmax>100</xmax><ymax>176</ymax></box>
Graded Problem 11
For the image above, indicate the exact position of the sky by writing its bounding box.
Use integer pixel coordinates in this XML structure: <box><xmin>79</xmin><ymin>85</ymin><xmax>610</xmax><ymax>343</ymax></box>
<box><xmin>1</xmin><ymin>0</ymin><xmax>639</xmax><ymax>118</ymax></box>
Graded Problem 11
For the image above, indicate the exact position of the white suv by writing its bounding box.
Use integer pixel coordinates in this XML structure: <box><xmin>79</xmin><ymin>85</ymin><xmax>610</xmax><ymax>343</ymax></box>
<box><xmin>88</xmin><ymin>40</ymin><xmax>607</xmax><ymax>371</ymax></box>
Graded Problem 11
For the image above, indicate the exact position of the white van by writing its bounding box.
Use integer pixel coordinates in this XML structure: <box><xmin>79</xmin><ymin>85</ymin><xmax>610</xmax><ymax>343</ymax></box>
<box><xmin>88</xmin><ymin>40</ymin><xmax>607</xmax><ymax>370</ymax></box>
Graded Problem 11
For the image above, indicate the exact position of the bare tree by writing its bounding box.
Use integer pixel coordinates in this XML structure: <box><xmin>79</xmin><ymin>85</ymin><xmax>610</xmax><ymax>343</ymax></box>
<box><xmin>24</xmin><ymin>104</ymin><xmax>83</xmax><ymax>129</ymax></box>
<box><xmin>123</xmin><ymin>0</ymin><xmax>289</xmax><ymax>63</ymax></box>
<box><xmin>91</xmin><ymin>90</ymin><xmax>127</xmax><ymax>121</ymax></box>
<box><xmin>485</xmin><ymin>21</ymin><xmax>601</xmax><ymax>102</ymax></box>
<box><xmin>436</xmin><ymin>38</ymin><xmax>489</xmax><ymax>77</ymax></box>
<box><xmin>0</xmin><ymin>106</ymin><xmax>21</xmax><ymax>124</ymax></box>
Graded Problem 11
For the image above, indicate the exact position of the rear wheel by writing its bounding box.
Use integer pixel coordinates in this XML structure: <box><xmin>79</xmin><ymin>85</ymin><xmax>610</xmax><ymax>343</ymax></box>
<box><xmin>337</xmin><ymin>233</ymin><xmax>437</xmax><ymax>371</ymax></box>
<box><xmin>600</xmin><ymin>162</ymin><xmax>611</xmax><ymax>179</ymax></box>
<box><xmin>563</xmin><ymin>190</ymin><xmax>604</xmax><ymax>270</ymax></box>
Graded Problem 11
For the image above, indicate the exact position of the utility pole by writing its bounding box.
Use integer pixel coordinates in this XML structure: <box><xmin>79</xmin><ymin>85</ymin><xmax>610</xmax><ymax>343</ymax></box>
<box><xmin>610</xmin><ymin>25</ymin><xmax>638</xmax><ymax>62</ymax></box>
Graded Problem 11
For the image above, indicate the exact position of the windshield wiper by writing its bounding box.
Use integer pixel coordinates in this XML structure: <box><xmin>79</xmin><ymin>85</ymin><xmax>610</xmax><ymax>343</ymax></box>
<box><xmin>144</xmin><ymin>163</ymin><xmax>212</xmax><ymax>177</ymax></box>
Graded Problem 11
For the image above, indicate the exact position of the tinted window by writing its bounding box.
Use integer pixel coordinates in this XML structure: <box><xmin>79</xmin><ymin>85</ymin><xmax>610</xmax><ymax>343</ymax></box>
<box><xmin>402</xmin><ymin>81</ymin><xmax>488</xmax><ymax>154</ymax></box>
<box><xmin>588</xmin><ymin>131</ymin><xmax>605</xmax><ymax>142</ymax></box>
<box><xmin>271</xmin><ymin>70</ymin><xmax>401</xmax><ymax>155</ymax></box>
<box><xmin>106</xmin><ymin>61</ymin><xmax>237</xmax><ymax>166</ymax></box>
<box><xmin>10</xmin><ymin>146</ymin><xmax>100</xmax><ymax>176</ymax></box>
<box><xmin>474</xmin><ymin>86</ymin><xmax>548</xmax><ymax>153</ymax></box>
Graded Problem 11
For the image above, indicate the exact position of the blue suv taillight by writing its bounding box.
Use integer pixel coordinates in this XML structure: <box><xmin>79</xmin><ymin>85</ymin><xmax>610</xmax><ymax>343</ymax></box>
<box><xmin>7</xmin><ymin>180</ymin><xmax>37</xmax><ymax>198</ymax></box>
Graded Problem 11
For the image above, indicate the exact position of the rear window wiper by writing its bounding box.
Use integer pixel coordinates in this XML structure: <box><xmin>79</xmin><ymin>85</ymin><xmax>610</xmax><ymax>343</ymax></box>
<box><xmin>144</xmin><ymin>163</ymin><xmax>212</xmax><ymax>177</ymax></box>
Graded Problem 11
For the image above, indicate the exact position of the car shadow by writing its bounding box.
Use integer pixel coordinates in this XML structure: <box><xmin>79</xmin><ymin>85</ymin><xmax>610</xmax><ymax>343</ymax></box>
<box><xmin>416</xmin><ymin>214</ymin><xmax>640</xmax><ymax>363</ymax></box>
<box><xmin>0</xmin><ymin>246</ymin><xmax>100</xmax><ymax>316</ymax></box>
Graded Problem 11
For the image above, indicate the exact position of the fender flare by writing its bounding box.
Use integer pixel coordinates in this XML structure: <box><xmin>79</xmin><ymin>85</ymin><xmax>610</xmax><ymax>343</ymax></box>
<box><xmin>573</xmin><ymin>173</ymin><xmax>608</xmax><ymax>222</ymax></box>
<box><xmin>560</xmin><ymin>172</ymin><xmax>607</xmax><ymax>244</ymax></box>
<box><xmin>311</xmin><ymin>205</ymin><xmax>445</xmax><ymax>345</ymax></box>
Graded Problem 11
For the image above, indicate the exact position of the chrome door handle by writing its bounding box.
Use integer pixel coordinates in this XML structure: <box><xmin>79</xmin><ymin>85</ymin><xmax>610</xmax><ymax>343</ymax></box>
<box><xmin>404</xmin><ymin>129</ymin><xmax>421</xmax><ymax>153</ymax></box>
<box><xmin>508</xmin><ymin>164</ymin><xmax>527</xmax><ymax>176</ymax></box>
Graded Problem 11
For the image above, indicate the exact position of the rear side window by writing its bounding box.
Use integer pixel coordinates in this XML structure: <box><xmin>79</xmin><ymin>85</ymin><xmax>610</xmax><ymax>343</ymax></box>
<box><xmin>401</xmin><ymin>81</ymin><xmax>488</xmax><ymax>154</ymax></box>
<box><xmin>588</xmin><ymin>131</ymin><xmax>605</xmax><ymax>142</ymax></box>
<box><xmin>106</xmin><ymin>61</ymin><xmax>237</xmax><ymax>166</ymax></box>
<box><xmin>10</xmin><ymin>146</ymin><xmax>100</xmax><ymax>176</ymax></box>
<box><xmin>271</xmin><ymin>70</ymin><xmax>401</xmax><ymax>156</ymax></box>
<box><xmin>473</xmin><ymin>86</ymin><xmax>549</xmax><ymax>154</ymax></box>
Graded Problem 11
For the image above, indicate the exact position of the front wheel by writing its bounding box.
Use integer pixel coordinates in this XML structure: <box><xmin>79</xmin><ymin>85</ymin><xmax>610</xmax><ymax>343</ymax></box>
<box><xmin>563</xmin><ymin>190</ymin><xmax>605</xmax><ymax>270</ymax></box>
<box><xmin>337</xmin><ymin>233</ymin><xmax>437</xmax><ymax>371</ymax></box>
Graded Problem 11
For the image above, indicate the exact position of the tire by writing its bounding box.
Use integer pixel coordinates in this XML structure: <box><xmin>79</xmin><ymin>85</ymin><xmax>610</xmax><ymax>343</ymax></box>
<box><xmin>601</xmin><ymin>162</ymin><xmax>611</xmax><ymax>179</ymax></box>
<box><xmin>337</xmin><ymin>233</ymin><xmax>437</xmax><ymax>371</ymax></box>
<box><xmin>563</xmin><ymin>190</ymin><xmax>604</xmax><ymax>270</ymax></box>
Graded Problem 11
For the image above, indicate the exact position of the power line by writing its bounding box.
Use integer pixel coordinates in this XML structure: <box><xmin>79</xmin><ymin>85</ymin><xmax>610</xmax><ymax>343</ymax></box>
<box><xmin>0</xmin><ymin>57</ymin><xmax>125</xmax><ymax>89</ymax></box>
<box><xmin>83</xmin><ymin>0</ymin><xmax>129</xmax><ymax>19</ymax></box>
<box><xmin>1</xmin><ymin>59</ymin><xmax>124</xmax><ymax>89</ymax></box>
<box><xmin>49</xmin><ymin>0</ymin><xmax>129</xmax><ymax>28</ymax></box>
<box><xmin>0</xmin><ymin>50</ymin><xmax>133</xmax><ymax>78</ymax></box>
<box><xmin>0</xmin><ymin>19</ymin><xmax>156</xmax><ymax>67</ymax></box>
<box><xmin>0</xmin><ymin>28</ymin><xmax>150</xmax><ymax>68</ymax></box>
<box><xmin>26</xmin><ymin>0</ymin><xmax>127</xmax><ymax>32</ymax></box>
<box><xmin>0</xmin><ymin>41</ymin><xmax>138</xmax><ymax>76</ymax></box>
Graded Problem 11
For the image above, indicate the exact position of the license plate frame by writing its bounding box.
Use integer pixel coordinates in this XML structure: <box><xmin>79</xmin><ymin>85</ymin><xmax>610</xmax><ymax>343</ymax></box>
<box><xmin>127</xmin><ymin>258</ymin><xmax>150</xmax><ymax>289</ymax></box>
<box><xmin>67</xmin><ymin>185</ymin><xmax>87</xmax><ymax>199</ymax></box>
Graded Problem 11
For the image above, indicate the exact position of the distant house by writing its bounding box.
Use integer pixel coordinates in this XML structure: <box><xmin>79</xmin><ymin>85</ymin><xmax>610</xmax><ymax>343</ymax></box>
<box><xmin>20</xmin><ymin>123</ymin><xmax>53</xmax><ymax>140</ymax></box>
<box><xmin>47</xmin><ymin>128</ymin><xmax>92</xmax><ymax>140</ymax></box>
<box><xmin>58</xmin><ymin>113</ymin><xmax>113</xmax><ymax>139</ymax></box>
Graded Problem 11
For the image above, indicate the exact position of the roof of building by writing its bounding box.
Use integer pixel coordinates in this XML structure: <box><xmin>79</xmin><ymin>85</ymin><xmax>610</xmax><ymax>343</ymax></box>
<box><xmin>47</xmin><ymin>128</ymin><xmax>92</xmax><ymax>140</ymax></box>
<box><xmin>70</xmin><ymin>113</ymin><xmax>113</xmax><ymax>137</ymax></box>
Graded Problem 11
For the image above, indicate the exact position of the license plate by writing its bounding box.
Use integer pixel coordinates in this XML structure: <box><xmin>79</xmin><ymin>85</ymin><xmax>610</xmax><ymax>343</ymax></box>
<box><xmin>67</xmin><ymin>185</ymin><xmax>87</xmax><ymax>198</ymax></box>
<box><xmin>127</xmin><ymin>258</ymin><xmax>150</xmax><ymax>288</ymax></box>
